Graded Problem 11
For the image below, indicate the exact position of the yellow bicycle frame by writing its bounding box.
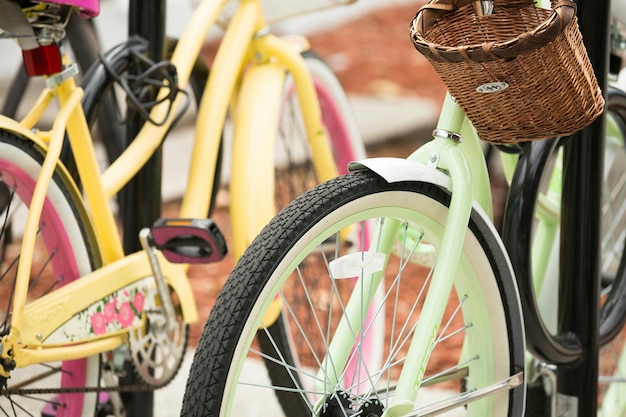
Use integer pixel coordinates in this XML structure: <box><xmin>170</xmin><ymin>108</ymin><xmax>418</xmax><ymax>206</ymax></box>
<box><xmin>0</xmin><ymin>0</ymin><xmax>338</xmax><ymax>371</ymax></box>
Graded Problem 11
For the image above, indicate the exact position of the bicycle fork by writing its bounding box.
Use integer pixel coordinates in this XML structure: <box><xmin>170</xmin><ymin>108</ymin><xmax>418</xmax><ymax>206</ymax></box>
<box><xmin>314</xmin><ymin>140</ymin><xmax>480</xmax><ymax>416</ymax></box>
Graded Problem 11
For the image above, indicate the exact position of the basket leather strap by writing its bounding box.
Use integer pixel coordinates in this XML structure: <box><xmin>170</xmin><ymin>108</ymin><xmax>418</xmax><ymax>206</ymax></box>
<box><xmin>412</xmin><ymin>0</ymin><xmax>577</xmax><ymax>63</ymax></box>
<box><xmin>515</xmin><ymin>2</ymin><xmax>576</xmax><ymax>56</ymax></box>
<box><xmin>415</xmin><ymin>0</ymin><xmax>476</xmax><ymax>32</ymax></box>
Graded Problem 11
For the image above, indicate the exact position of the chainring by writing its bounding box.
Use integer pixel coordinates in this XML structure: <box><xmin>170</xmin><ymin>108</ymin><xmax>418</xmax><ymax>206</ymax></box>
<box><xmin>128</xmin><ymin>285</ymin><xmax>188</xmax><ymax>388</ymax></box>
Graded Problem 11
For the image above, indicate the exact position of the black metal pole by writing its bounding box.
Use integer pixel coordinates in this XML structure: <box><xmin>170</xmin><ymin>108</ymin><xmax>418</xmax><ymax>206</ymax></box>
<box><xmin>121</xmin><ymin>0</ymin><xmax>166</xmax><ymax>252</ymax></box>
<box><xmin>556</xmin><ymin>0</ymin><xmax>609</xmax><ymax>415</ymax></box>
<box><xmin>119</xmin><ymin>1</ymin><xmax>166</xmax><ymax>416</ymax></box>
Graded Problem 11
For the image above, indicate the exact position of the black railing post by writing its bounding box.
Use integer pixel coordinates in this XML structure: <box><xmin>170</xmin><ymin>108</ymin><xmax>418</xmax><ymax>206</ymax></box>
<box><xmin>119</xmin><ymin>1</ymin><xmax>166</xmax><ymax>416</ymax></box>
<box><xmin>121</xmin><ymin>0</ymin><xmax>166</xmax><ymax>251</ymax></box>
<box><xmin>556</xmin><ymin>0</ymin><xmax>609</xmax><ymax>415</ymax></box>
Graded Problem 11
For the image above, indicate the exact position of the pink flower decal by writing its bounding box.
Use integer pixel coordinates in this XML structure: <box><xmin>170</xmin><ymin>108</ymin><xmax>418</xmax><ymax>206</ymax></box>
<box><xmin>117</xmin><ymin>302</ymin><xmax>135</xmax><ymax>328</ymax></box>
<box><xmin>132</xmin><ymin>291</ymin><xmax>145</xmax><ymax>313</ymax></box>
<box><xmin>103</xmin><ymin>300</ymin><xmax>117</xmax><ymax>324</ymax></box>
<box><xmin>91</xmin><ymin>312</ymin><xmax>107</xmax><ymax>335</ymax></box>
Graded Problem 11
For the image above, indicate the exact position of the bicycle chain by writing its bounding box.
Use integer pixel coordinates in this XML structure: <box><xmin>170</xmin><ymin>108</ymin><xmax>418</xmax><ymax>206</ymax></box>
<box><xmin>1</xmin><ymin>383</ymin><xmax>155</xmax><ymax>396</ymax></box>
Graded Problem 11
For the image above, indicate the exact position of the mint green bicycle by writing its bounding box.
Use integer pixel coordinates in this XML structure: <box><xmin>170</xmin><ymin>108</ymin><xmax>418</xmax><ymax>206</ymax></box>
<box><xmin>180</xmin><ymin>0</ymin><xmax>626</xmax><ymax>416</ymax></box>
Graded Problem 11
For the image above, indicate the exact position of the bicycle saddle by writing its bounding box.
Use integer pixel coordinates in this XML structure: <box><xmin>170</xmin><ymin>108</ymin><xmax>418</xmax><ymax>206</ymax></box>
<box><xmin>37</xmin><ymin>0</ymin><xmax>99</xmax><ymax>16</ymax></box>
<box><xmin>0</xmin><ymin>0</ymin><xmax>98</xmax><ymax>50</ymax></box>
<box><xmin>2</xmin><ymin>0</ymin><xmax>99</xmax><ymax>16</ymax></box>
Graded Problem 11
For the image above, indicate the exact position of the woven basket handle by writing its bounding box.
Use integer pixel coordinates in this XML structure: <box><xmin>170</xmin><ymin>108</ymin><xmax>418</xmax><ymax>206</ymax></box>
<box><xmin>411</xmin><ymin>0</ymin><xmax>577</xmax><ymax>62</ymax></box>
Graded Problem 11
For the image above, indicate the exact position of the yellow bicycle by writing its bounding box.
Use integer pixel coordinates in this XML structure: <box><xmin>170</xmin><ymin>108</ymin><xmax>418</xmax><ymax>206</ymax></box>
<box><xmin>0</xmin><ymin>0</ymin><xmax>365</xmax><ymax>415</ymax></box>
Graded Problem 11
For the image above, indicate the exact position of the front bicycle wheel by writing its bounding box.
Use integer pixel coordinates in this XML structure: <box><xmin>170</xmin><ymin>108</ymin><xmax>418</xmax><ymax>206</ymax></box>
<box><xmin>0</xmin><ymin>130</ymin><xmax>101</xmax><ymax>417</ymax></box>
<box><xmin>182</xmin><ymin>170</ymin><xmax>525</xmax><ymax>417</ymax></box>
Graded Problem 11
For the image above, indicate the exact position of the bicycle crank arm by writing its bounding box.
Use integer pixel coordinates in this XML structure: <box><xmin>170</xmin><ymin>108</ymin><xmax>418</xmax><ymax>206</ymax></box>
<box><xmin>139</xmin><ymin>218</ymin><xmax>227</xmax><ymax>330</ymax></box>
<box><xmin>139</xmin><ymin>228</ymin><xmax>178</xmax><ymax>332</ymax></box>
<box><xmin>405</xmin><ymin>372</ymin><xmax>523</xmax><ymax>417</ymax></box>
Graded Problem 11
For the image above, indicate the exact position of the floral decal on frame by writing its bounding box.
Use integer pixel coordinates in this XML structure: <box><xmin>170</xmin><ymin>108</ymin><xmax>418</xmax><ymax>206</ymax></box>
<box><xmin>45</xmin><ymin>278</ymin><xmax>154</xmax><ymax>344</ymax></box>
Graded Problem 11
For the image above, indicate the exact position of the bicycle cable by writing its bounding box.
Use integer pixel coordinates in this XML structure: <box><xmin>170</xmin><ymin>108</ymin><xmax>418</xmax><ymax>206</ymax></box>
<box><xmin>98</xmin><ymin>43</ymin><xmax>190</xmax><ymax>129</ymax></box>
<box><xmin>1</xmin><ymin>383</ymin><xmax>155</xmax><ymax>396</ymax></box>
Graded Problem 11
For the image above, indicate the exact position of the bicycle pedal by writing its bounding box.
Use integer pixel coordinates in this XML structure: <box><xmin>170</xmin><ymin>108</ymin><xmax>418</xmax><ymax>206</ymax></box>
<box><xmin>150</xmin><ymin>218</ymin><xmax>227</xmax><ymax>264</ymax></box>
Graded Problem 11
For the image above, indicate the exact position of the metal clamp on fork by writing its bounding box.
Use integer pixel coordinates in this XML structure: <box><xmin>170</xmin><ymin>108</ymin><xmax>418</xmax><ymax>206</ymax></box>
<box><xmin>432</xmin><ymin>129</ymin><xmax>463</xmax><ymax>144</ymax></box>
<box><xmin>138</xmin><ymin>228</ymin><xmax>177</xmax><ymax>332</ymax></box>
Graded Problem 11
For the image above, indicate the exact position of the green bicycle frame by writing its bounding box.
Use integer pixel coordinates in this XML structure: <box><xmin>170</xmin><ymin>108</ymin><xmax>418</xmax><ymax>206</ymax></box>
<box><xmin>388</xmin><ymin>94</ymin><xmax>493</xmax><ymax>415</ymax></box>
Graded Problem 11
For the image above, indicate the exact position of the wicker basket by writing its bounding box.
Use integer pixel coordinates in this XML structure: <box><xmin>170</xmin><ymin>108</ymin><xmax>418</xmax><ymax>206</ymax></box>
<box><xmin>410</xmin><ymin>0</ymin><xmax>604</xmax><ymax>144</ymax></box>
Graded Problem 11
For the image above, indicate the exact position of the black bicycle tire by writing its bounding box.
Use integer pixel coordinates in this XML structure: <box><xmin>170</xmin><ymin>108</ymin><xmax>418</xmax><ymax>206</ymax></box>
<box><xmin>505</xmin><ymin>87</ymin><xmax>626</xmax><ymax>364</ymax></box>
<box><xmin>0</xmin><ymin>129</ymin><xmax>101</xmax><ymax>416</ymax></box>
<box><xmin>597</xmin><ymin>86</ymin><xmax>626</xmax><ymax>344</ymax></box>
<box><xmin>181</xmin><ymin>170</ymin><xmax>525</xmax><ymax>417</ymax></box>
<box><xmin>0</xmin><ymin>131</ymin><xmax>99</xmax><ymax>265</ymax></box>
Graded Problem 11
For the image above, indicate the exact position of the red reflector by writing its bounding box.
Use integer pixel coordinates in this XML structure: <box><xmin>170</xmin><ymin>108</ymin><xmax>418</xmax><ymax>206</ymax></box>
<box><xmin>22</xmin><ymin>44</ymin><xmax>62</xmax><ymax>76</ymax></box>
